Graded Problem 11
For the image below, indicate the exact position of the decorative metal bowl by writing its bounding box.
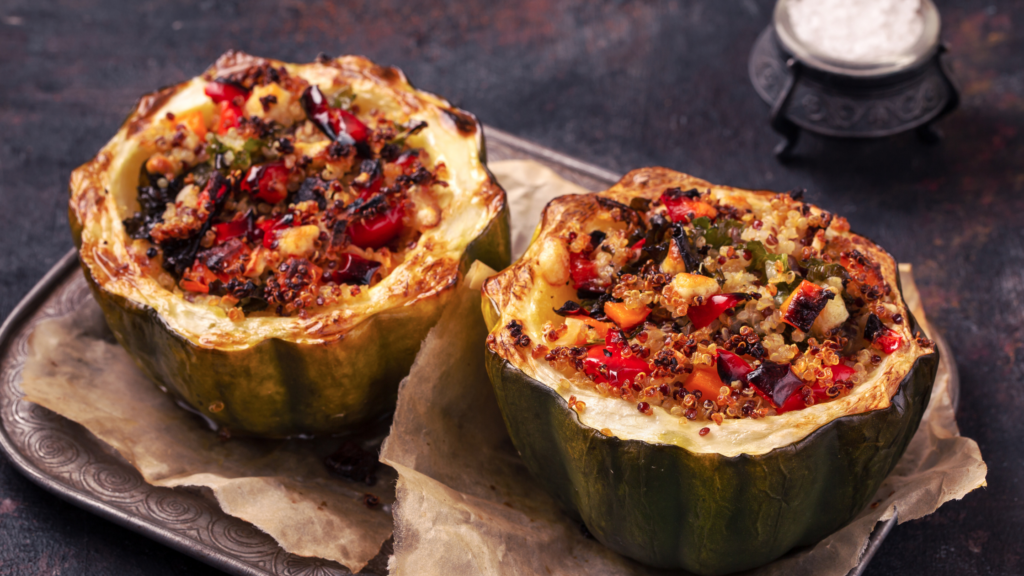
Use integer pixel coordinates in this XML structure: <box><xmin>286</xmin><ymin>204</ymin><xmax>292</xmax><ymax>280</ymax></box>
<box><xmin>749</xmin><ymin>0</ymin><xmax>959</xmax><ymax>159</ymax></box>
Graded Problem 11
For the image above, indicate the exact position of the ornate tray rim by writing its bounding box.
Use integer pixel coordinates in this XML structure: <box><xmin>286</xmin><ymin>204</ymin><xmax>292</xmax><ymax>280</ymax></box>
<box><xmin>0</xmin><ymin>127</ymin><xmax>957</xmax><ymax>576</ymax></box>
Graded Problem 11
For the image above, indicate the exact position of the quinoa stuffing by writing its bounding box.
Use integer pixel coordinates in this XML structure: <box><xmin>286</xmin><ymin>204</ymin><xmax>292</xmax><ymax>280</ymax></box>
<box><xmin>504</xmin><ymin>186</ymin><xmax>913</xmax><ymax>422</ymax></box>
<box><xmin>124</xmin><ymin>61</ymin><xmax>447</xmax><ymax>318</ymax></box>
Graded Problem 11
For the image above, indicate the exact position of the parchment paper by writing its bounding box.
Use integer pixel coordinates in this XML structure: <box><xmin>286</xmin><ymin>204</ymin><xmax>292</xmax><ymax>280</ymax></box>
<box><xmin>19</xmin><ymin>158</ymin><xmax>988</xmax><ymax>575</ymax></box>
<box><xmin>13</xmin><ymin>158</ymin><xmax>585</xmax><ymax>573</ymax></box>
<box><xmin>380</xmin><ymin>159</ymin><xmax>988</xmax><ymax>576</ymax></box>
<box><xmin>21</xmin><ymin>302</ymin><xmax>395</xmax><ymax>573</ymax></box>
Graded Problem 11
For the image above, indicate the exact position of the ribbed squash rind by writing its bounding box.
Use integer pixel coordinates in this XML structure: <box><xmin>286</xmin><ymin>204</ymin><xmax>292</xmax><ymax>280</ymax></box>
<box><xmin>486</xmin><ymin>322</ymin><xmax>935</xmax><ymax>574</ymax></box>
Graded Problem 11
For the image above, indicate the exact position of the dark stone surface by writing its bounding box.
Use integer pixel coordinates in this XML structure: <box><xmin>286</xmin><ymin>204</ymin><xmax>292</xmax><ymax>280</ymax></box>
<box><xmin>0</xmin><ymin>0</ymin><xmax>1020</xmax><ymax>574</ymax></box>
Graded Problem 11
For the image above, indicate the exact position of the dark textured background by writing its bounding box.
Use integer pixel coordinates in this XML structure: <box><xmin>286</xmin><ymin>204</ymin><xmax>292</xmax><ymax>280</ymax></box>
<box><xmin>1</xmin><ymin>1</ymin><xmax>1021</xmax><ymax>574</ymax></box>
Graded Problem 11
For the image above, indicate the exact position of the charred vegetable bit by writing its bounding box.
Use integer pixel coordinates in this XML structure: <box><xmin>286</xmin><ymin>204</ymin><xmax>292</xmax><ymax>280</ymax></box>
<box><xmin>746</xmin><ymin>361</ymin><xmax>805</xmax><ymax>408</ymax></box>
<box><xmin>554</xmin><ymin>301</ymin><xmax>588</xmax><ymax>317</ymax></box>
<box><xmin>126</xmin><ymin>65</ymin><xmax>448</xmax><ymax>318</ymax></box>
<box><xmin>300</xmin><ymin>85</ymin><xmax>369</xmax><ymax>144</ymax></box>
<box><xmin>781</xmin><ymin>280</ymin><xmax>835</xmax><ymax>333</ymax></box>
<box><xmin>865</xmin><ymin>313</ymin><xmax>904</xmax><ymax>354</ymax></box>
<box><xmin>688</xmin><ymin>293</ymin><xmax>748</xmax><ymax>329</ymax></box>
<box><xmin>532</xmin><ymin>183</ymin><xmax>908</xmax><ymax>423</ymax></box>
<box><xmin>716</xmin><ymin>350</ymin><xmax>753</xmax><ymax>385</ymax></box>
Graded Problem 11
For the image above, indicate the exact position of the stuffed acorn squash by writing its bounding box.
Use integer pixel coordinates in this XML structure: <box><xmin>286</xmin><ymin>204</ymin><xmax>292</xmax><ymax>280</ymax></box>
<box><xmin>69</xmin><ymin>51</ymin><xmax>509</xmax><ymax>438</ymax></box>
<box><xmin>482</xmin><ymin>167</ymin><xmax>937</xmax><ymax>575</ymax></box>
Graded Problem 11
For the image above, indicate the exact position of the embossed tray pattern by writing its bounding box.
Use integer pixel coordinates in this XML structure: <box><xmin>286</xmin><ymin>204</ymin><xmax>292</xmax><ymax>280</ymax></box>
<box><xmin>0</xmin><ymin>128</ymin><xmax>952</xmax><ymax>575</ymax></box>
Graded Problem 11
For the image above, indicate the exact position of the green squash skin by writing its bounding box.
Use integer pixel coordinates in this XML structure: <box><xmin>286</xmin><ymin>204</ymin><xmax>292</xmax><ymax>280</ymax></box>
<box><xmin>485</xmin><ymin>312</ymin><xmax>937</xmax><ymax>575</ymax></box>
<box><xmin>72</xmin><ymin>187</ymin><xmax>510</xmax><ymax>439</ymax></box>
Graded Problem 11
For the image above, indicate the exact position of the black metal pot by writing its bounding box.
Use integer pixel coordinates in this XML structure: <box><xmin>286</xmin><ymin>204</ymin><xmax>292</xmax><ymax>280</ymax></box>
<box><xmin>749</xmin><ymin>0</ymin><xmax>959</xmax><ymax>160</ymax></box>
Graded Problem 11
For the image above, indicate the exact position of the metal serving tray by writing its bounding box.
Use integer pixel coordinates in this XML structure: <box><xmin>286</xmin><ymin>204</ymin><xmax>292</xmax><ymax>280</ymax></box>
<box><xmin>0</xmin><ymin>127</ymin><xmax>956</xmax><ymax>576</ymax></box>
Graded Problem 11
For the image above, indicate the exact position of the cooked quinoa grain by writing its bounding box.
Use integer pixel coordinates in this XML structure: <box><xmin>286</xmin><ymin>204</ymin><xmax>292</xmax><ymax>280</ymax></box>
<box><xmin>513</xmin><ymin>184</ymin><xmax>908</xmax><ymax>422</ymax></box>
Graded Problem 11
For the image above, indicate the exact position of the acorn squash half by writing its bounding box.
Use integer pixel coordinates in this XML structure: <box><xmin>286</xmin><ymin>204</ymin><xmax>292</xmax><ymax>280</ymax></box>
<box><xmin>482</xmin><ymin>168</ymin><xmax>937</xmax><ymax>575</ymax></box>
<box><xmin>69</xmin><ymin>51</ymin><xmax>509</xmax><ymax>438</ymax></box>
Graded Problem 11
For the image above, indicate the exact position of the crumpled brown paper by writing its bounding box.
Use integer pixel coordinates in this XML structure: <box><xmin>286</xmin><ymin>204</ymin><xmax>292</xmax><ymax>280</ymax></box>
<box><xmin>20</xmin><ymin>158</ymin><xmax>987</xmax><ymax>575</ymax></box>
<box><xmin>15</xmin><ymin>158</ymin><xmax>588</xmax><ymax>574</ymax></box>
<box><xmin>21</xmin><ymin>301</ymin><xmax>395</xmax><ymax>573</ymax></box>
<box><xmin>380</xmin><ymin>159</ymin><xmax>987</xmax><ymax>576</ymax></box>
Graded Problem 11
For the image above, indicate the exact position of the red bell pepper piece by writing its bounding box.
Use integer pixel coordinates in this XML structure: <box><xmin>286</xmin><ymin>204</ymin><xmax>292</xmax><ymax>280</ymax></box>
<box><xmin>569</xmin><ymin>251</ymin><xmax>603</xmax><ymax>291</ymax></box>
<box><xmin>256</xmin><ymin>214</ymin><xmax>295</xmax><ymax>249</ymax></box>
<box><xmin>660</xmin><ymin>189</ymin><xmax>717</xmax><ymax>223</ymax></box>
<box><xmin>865</xmin><ymin>313</ymin><xmax>904</xmax><ymax>354</ymax></box>
<box><xmin>214</xmin><ymin>218</ymin><xmax>249</xmax><ymax>244</ymax></box>
<box><xmin>686</xmin><ymin>366</ymin><xmax>727</xmax><ymax>400</ymax></box>
<box><xmin>716</xmin><ymin>350</ymin><xmax>753</xmax><ymax>385</ymax></box>
<box><xmin>776</xmin><ymin>362</ymin><xmax>857</xmax><ymax>413</ymax></box>
<box><xmin>325</xmin><ymin>253</ymin><xmax>382</xmax><ymax>286</ymax></box>
<box><xmin>240</xmin><ymin>162</ymin><xmax>290</xmax><ymax>205</ymax></box>
<box><xmin>205</xmin><ymin>81</ymin><xmax>249</xmax><ymax>135</ymax></box>
<box><xmin>396</xmin><ymin>150</ymin><xmax>419</xmax><ymax>167</ymax></box>
<box><xmin>300</xmin><ymin>85</ymin><xmax>369</xmax><ymax>144</ymax></box>
<box><xmin>582</xmin><ymin>343</ymin><xmax>649</xmax><ymax>388</ymax></box>
<box><xmin>746</xmin><ymin>361</ymin><xmax>805</xmax><ymax>409</ymax></box>
<box><xmin>841</xmin><ymin>249</ymin><xmax>887</xmax><ymax>302</ymax></box>
<box><xmin>180</xmin><ymin>262</ymin><xmax>219</xmax><ymax>294</ymax></box>
<box><xmin>348</xmin><ymin>204</ymin><xmax>404</xmax><ymax>249</ymax></box>
<box><xmin>873</xmin><ymin>331</ymin><xmax>903</xmax><ymax>354</ymax></box>
<box><xmin>688</xmin><ymin>293</ymin><xmax>745</xmax><ymax>329</ymax></box>
<box><xmin>204</xmin><ymin>81</ymin><xmax>248</xmax><ymax>104</ymax></box>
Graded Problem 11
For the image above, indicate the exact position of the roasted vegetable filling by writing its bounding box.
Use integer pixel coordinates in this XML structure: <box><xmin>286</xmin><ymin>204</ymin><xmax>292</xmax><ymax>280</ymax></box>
<box><xmin>507</xmin><ymin>187</ymin><xmax>919</xmax><ymax>422</ymax></box>
<box><xmin>124</xmin><ymin>62</ymin><xmax>447</xmax><ymax>318</ymax></box>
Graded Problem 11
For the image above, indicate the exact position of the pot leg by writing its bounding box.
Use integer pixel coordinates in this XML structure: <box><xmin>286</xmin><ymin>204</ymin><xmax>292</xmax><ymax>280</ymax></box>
<box><xmin>770</xmin><ymin>58</ymin><xmax>802</xmax><ymax>162</ymax></box>
<box><xmin>917</xmin><ymin>44</ymin><xmax>960</xmax><ymax>146</ymax></box>
<box><xmin>916</xmin><ymin>123</ymin><xmax>943</xmax><ymax>144</ymax></box>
